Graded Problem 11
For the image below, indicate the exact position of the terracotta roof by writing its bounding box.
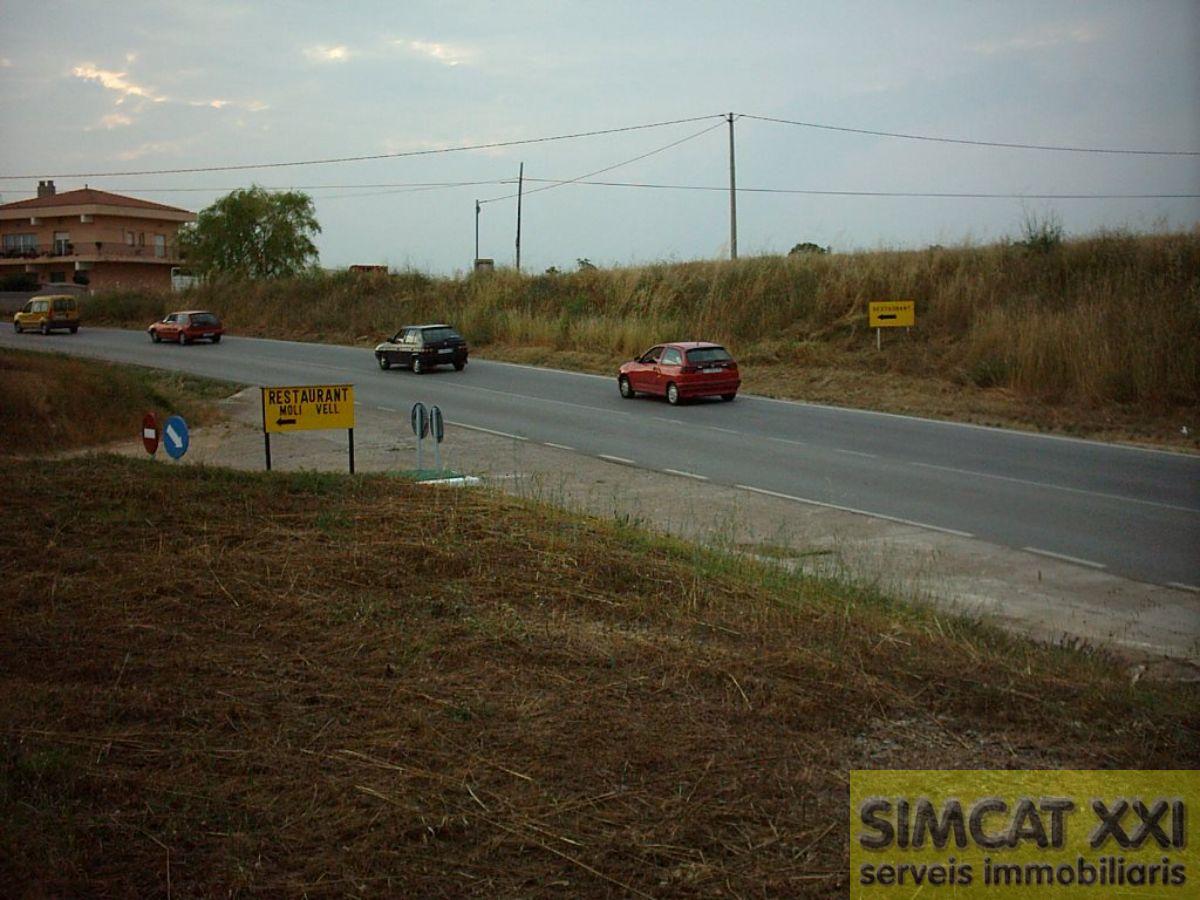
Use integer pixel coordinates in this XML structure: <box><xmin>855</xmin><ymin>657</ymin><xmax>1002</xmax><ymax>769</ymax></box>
<box><xmin>0</xmin><ymin>187</ymin><xmax>192</xmax><ymax>215</ymax></box>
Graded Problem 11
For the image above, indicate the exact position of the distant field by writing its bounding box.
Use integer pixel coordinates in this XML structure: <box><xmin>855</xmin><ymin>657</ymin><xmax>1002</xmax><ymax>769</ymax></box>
<box><xmin>2</xmin><ymin>456</ymin><xmax>1196</xmax><ymax>895</ymax></box>
<box><xmin>0</xmin><ymin>348</ymin><xmax>238</xmax><ymax>455</ymax></box>
<box><xmin>80</xmin><ymin>230</ymin><xmax>1200</xmax><ymax>448</ymax></box>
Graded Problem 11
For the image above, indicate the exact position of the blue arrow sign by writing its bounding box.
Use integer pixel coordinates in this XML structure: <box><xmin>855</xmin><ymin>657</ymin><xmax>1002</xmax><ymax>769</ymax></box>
<box><xmin>163</xmin><ymin>415</ymin><xmax>189</xmax><ymax>459</ymax></box>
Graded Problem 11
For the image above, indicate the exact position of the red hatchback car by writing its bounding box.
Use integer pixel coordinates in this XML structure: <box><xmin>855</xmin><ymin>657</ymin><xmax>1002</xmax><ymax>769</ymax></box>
<box><xmin>618</xmin><ymin>342</ymin><xmax>740</xmax><ymax>405</ymax></box>
<box><xmin>148</xmin><ymin>310</ymin><xmax>224</xmax><ymax>344</ymax></box>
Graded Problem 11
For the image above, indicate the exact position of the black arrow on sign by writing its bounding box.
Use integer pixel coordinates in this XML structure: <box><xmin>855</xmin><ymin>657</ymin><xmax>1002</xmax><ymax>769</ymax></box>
<box><xmin>276</xmin><ymin>417</ymin><xmax>297</xmax><ymax>426</ymax></box>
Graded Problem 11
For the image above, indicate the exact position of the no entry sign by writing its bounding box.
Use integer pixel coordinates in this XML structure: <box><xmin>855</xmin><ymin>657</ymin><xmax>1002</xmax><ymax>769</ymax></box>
<box><xmin>142</xmin><ymin>412</ymin><xmax>158</xmax><ymax>455</ymax></box>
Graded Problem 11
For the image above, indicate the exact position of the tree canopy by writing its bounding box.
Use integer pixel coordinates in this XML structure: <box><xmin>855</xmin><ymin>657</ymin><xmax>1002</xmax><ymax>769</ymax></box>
<box><xmin>179</xmin><ymin>186</ymin><xmax>321</xmax><ymax>279</ymax></box>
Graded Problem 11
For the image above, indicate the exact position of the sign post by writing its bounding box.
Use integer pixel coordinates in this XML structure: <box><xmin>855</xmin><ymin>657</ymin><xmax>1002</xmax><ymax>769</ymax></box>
<box><xmin>163</xmin><ymin>415</ymin><xmax>189</xmax><ymax>460</ymax></box>
<box><xmin>429</xmin><ymin>405</ymin><xmax>445</xmax><ymax>470</ymax></box>
<box><xmin>260</xmin><ymin>384</ymin><xmax>356</xmax><ymax>472</ymax></box>
<box><xmin>411</xmin><ymin>402</ymin><xmax>428</xmax><ymax>471</ymax></box>
<box><xmin>868</xmin><ymin>301</ymin><xmax>915</xmax><ymax>350</ymax></box>
<box><xmin>141</xmin><ymin>412</ymin><xmax>159</xmax><ymax>456</ymax></box>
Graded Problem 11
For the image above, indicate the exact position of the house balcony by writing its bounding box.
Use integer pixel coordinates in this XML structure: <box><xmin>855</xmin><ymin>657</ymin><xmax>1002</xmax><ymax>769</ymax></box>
<box><xmin>0</xmin><ymin>241</ymin><xmax>183</xmax><ymax>267</ymax></box>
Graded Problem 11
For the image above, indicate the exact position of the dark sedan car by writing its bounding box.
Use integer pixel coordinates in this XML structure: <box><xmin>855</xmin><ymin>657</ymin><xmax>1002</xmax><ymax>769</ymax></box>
<box><xmin>375</xmin><ymin>324</ymin><xmax>468</xmax><ymax>373</ymax></box>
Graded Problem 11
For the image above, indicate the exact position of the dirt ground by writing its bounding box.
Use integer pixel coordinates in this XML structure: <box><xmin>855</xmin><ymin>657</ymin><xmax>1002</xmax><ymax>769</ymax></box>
<box><xmin>96</xmin><ymin>388</ymin><xmax>1200</xmax><ymax>679</ymax></box>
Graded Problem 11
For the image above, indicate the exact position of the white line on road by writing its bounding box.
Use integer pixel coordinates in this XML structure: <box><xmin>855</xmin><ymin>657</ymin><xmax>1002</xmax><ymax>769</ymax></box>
<box><xmin>598</xmin><ymin>454</ymin><xmax>636</xmax><ymax>466</ymax></box>
<box><xmin>449</xmin><ymin>422</ymin><xmax>528</xmax><ymax>441</ymax></box>
<box><xmin>834</xmin><ymin>448</ymin><xmax>877</xmax><ymax>459</ymax></box>
<box><xmin>769</xmin><ymin>437</ymin><xmax>808</xmax><ymax>447</ymax></box>
<box><xmin>377</xmin><ymin>406</ymin><xmax>398</xmax><ymax>413</ymax></box>
<box><xmin>544</xmin><ymin>442</ymin><xmax>576</xmax><ymax>451</ymax></box>
<box><xmin>910</xmin><ymin>461</ymin><xmax>1198</xmax><ymax>514</ymax></box>
<box><xmin>734</xmin><ymin>484</ymin><xmax>975</xmax><ymax>538</ymax></box>
<box><xmin>663</xmin><ymin>468</ymin><xmax>708</xmax><ymax>481</ymax></box>
<box><xmin>1166</xmin><ymin>582</ymin><xmax>1200</xmax><ymax>594</ymax></box>
<box><xmin>708</xmin><ymin>426</ymin><xmax>739</xmax><ymax>434</ymax></box>
<box><xmin>1022</xmin><ymin>547</ymin><xmax>1107</xmax><ymax>569</ymax></box>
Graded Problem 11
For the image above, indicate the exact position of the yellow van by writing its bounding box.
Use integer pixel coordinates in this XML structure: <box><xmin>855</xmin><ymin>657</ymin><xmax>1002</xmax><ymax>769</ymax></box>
<box><xmin>13</xmin><ymin>295</ymin><xmax>80</xmax><ymax>335</ymax></box>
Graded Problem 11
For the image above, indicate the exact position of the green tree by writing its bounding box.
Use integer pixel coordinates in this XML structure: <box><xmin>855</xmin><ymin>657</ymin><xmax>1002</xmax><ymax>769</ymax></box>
<box><xmin>788</xmin><ymin>242</ymin><xmax>829</xmax><ymax>256</ymax></box>
<box><xmin>178</xmin><ymin>186</ymin><xmax>321</xmax><ymax>278</ymax></box>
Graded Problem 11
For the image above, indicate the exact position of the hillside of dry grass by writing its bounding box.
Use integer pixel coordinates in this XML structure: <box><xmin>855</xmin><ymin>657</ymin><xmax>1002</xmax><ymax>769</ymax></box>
<box><xmin>80</xmin><ymin>229</ymin><xmax>1200</xmax><ymax>448</ymax></box>
<box><xmin>0</xmin><ymin>348</ymin><xmax>236</xmax><ymax>455</ymax></box>
<box><xmin>2</xmin><ymin>456</ymin><xmax>1197</xmax><ymax>895</ymax></box>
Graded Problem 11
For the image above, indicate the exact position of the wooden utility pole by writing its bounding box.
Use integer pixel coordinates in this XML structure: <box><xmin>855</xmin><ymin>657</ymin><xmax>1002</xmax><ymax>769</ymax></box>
<box><xmin>515</xmin><ymin>162</ymin><xmax>524</xmax><ymax>271</ymax></box>
<box><xmin>728</xmin><ymin>112</ymin><xmax>738</xmax><ymax>260</ymax></box>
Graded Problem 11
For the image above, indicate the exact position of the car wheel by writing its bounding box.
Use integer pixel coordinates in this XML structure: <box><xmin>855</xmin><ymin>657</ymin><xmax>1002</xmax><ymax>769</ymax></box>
<box><xmin>40</xmin><ymin>321</ymin><xmax>49</xmax><ymax>335</ymax></box>
<box><xmin>13</xmin><ymin>322</ymin><xmax>20</xmax><ymax>334</ymax></box>
<box><xmin>618</xmin><ymin>376</ymin><xmax>635</xmax><ymax>399</ymax></box>
<box><xmin>151</xmin><ymin>330</ymin><xmax>160</xmax><ymax>342</ymax></box>
<box><xmin>666</xmin><ymin>382</ymin><xmax>681</xmax><ymax>405</ymax></box>
<box><xmin>179</xmin><ymin>332</ymin><xmax>188</xmax><ymax>345</ymax></box>
<box><xmin>378</xmin><ymin>354</ymin><xmax>391</xmax><ymax>370</ymax></box>
<box><xmin>721</xmin><ymin>393</ymin><xmax>736</xmax><ymax>402</ymax></box>
<box><xmin>453</xmin><ymin>361</ymin><xmax>465</xmax><ymax>371</ymax></box>
<box><xmin>69</xmin><ymin>326</ymin><xmax>78</xmax><ymax>334</ymax></box>
<box><xmin>210</xmin><ymin>335</ymin><xmax>221</xmax><ymax>344</ymax></box>
<box><xmin>412</xmin><ymin>356</ymin><xmax>424</xmax><ymax>374</ymax></box>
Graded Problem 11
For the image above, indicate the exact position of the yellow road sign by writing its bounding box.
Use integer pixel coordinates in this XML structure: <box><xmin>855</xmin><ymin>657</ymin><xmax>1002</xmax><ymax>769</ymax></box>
<box><xmin>869</xmin><ymin>301</ymin><xmax>915</xmax><ymax>328</ymax></box>
<box><xmin>261</xmin><ymin>384</ymin><xmax>355</xmax><ymax>434</ymax></box>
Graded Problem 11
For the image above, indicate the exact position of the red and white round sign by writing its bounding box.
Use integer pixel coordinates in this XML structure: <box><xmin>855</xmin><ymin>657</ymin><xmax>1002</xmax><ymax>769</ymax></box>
<box><xmin>142</xmin><ymin>412</ymin><xmax>159</xmax><ymax>455</ymax></box>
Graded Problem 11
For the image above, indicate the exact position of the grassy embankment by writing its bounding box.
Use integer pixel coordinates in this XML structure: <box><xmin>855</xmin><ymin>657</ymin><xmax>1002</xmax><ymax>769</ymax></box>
<box><xmin>83</xmin><ymin>229</ymin><xmax>1200</xmax><ymax>448</ymax></box>
<box><xmin>1</xmin><ymin>352</ymin><xmax>1198</xmax><ymax>895</ymax></box>
<box><xmin>0</xmin><ymin>348</ymin><xmax>236</xmax><ymax>455</ymax></box>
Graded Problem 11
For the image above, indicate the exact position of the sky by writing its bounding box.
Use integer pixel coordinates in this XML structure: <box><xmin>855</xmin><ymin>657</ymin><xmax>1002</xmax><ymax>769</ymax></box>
<box><xmin>1</xmin><ymin>1</ymin><xmax>1197</xmax><ymax>274</ymax></box>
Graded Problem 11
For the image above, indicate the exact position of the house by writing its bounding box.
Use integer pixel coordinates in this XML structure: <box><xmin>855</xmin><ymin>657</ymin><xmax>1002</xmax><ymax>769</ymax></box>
<box><xmin>0</xmin><ymin>181</ymin><xmax>196</xmax><ymax>292</ymax></box>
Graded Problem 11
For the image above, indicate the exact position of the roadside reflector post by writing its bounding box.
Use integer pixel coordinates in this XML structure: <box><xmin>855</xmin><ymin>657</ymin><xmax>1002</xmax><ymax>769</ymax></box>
<box><xmin>411</xmin><ymin>402</ymin><xmax>428</xmax><ymax>472</ymax></box>
<box><xmin>430</xmin><ymin>405</ymin><xmax>445</xmax><ymax>470</ymax></box>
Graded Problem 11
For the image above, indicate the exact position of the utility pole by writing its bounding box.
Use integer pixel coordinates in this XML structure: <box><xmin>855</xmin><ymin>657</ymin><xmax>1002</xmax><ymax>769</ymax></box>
<box><xmin>727</xmin><ymin>112</ymin><xmax>738</xmax><ymax>260</ymax></box>
<box><xmin>474</xmin><ymin>199</ymin><xmax>480</xmax><ymax>264</ymax></box>
<box><xmin>515</xmin><ymin>162</ymin><xmax>524</xmax><ymax>271</ymax></box>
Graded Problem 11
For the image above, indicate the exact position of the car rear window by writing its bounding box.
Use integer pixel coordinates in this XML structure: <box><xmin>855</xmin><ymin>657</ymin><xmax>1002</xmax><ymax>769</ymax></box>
<box><xmin>422</xmin><ymin>327</ymin><xmax>462</xmax><ymax>342</ymax></box>
<box><xmin>686</xmin><ymin>346</ymin><xmax>733</xmax><ymax>363</ymax></box>
<box><xmin>52</xmin><ymin>299</ymin><xmax>75</xmax><ymax>311</ymax></box>
<box><xmin>190</xmin><ymin>313</ymin><xmax>220</xmax><ymax>326</ymax></box>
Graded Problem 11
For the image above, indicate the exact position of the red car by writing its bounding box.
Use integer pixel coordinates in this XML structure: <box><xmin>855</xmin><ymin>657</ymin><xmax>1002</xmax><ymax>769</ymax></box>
<box><xmin>618</xmin><ymin>341</ymin><xmax>740</xmax><ymax>405</ymax></box>
<box><xmin>148</xmin><ymin>310</ymin><xmax>224</xmax><ymax>344</ymax></box>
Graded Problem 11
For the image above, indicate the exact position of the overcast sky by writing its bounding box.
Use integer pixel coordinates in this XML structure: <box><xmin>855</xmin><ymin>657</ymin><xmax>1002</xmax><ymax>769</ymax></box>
<box><xmin>1</xmin><ymin>1</ymin><xmax>1197</xmax><ymax>273</ymax></box>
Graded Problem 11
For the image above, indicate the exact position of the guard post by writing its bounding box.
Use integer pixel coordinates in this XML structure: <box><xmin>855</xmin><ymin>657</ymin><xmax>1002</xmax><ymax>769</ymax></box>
<box><xmin>411</xmin><ymin>402</ymin><xmax>429</xmax><ymax>471</ymax></box>
<box><xmin>429</xmin><ymin>405</ymin><xmax>445</xmax><ymax>470</ymax></box>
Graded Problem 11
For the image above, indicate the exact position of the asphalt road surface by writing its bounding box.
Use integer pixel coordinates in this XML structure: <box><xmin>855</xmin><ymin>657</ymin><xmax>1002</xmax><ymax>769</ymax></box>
<box><xmin>5</xmin><ymin>327</ymin><xmax>1198</xmax><ymax>591</ymax></box>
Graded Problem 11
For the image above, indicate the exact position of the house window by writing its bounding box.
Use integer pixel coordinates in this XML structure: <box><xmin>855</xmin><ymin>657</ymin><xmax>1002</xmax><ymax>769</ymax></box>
<box><xmin>3</xmin><ymin>233</ymin><xmax>37</xmax><ymax>252</ymax></box>
<box><xmin>53</xmin><ymin>231</ymin><xmax>71</xmax><ymax>255</ymax></box>
<box><xmin>50</xmin><ymin>271</ymin><xmax>66</xmax><ymax>282</ymax></box>
<box><xmin>154</xmin><ymin>234</ymin><xmax>166</xmax><ymax>258</ymax></box>
<box><xmin>138</xmin><ymin>232</ymin><xmax>145</xmax><ymax>246</ymax></box>
<box><xmin>125</xmin><ymin>231</ymin><xmax>135</xmax><ymax>245</ymax></box>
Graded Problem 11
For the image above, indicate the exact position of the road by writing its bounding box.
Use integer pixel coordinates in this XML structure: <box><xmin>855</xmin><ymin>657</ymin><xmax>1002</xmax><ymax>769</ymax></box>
<box><xmin>5</xmin><ymin>327</ymin><xmax>1199</xmax><ymax>590</ymax></box>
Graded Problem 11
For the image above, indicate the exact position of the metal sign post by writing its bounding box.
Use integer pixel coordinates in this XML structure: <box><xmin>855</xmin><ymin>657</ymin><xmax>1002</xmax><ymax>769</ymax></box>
<box><xmin>163</xmin><ymin>415</ymin><xmax>189</xmax><ymax>460</ymax></box>
<box><xmin>411</xmin><ymin>402</ymin><xmax>428</xmax><ymax>471</ymax></box>
<box><xmin>429</xmin><ymin>405</ymin><xmax>445</xmax><ymax>470</ymax></box>
<box><xmin>868</xmin><ymin>301</ymin><xmax>916</xmax><ymax>350</ymax></box>
<box><xmin>142</xmin><ymin>412</ymin><xmax>159</xmax><ymax>455</ymax></box>
<box><xmin>260</xmin><ymin>384</ymin><xmax>356</xmax><ymax>472</ymax></box>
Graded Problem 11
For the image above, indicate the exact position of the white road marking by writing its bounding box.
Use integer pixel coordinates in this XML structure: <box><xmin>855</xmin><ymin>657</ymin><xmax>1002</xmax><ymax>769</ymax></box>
<box><xmin>448</xmin><ymin>422</ymin><xmax>527</xmax><ymax>441</ymax></box>
<box><xmin>544</xmin><ymin>442</ymin><xmax>576</xmax><ymax>451</ymax></box>
<box><xmin>1166</xmin><ymin>582</ymin><xmax>1200</xmax><ymax>594</ymax></box>
<box><xmin>1022</xmin><ymin>547</ymin><xmax>1106</xmax><ymax>569</ymax></box>
<box><xmin>834</xmin><ymin>448</ymin><xmax>877</xmax><ymax>459</ymax></box>
<box><xmin>769</xmin><ymin>437</ymin><xmax>808</xmax><ymax>447</ymax></box>
<box><xmin>663</xmin><ymin>468</ymin><xmax>708</xmax><ymax>481</ymax></box>
<box><xmin>734</xmin><ymin>484</ymin><xmax>975</xmax><ymax>538</ymax></box>
<box><xmin>911</xmin><ymin>461</ymin><xmax>1198</xmax><ymax>514</ymax></box>
<box><xmin>708</xmin><ymin>426</ymin><xmax>739</xmax><ymax>434</ymax></box>
<box><xmin>377</xmin><ymin>406</ymin><xmax>398</xmax><ymax>413</ymax></box>
<box><xmin>598</xmin><ymin>454</ymin><xmax>636</xmax><ymax>466</ymax></box>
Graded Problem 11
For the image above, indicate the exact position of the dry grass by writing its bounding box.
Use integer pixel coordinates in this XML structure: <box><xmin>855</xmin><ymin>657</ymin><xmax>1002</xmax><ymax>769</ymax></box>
<box><xmin>2</xmin><ymin>457</ymin><xmax>1196</xmax><ymax>896</ymax></box>
<box><xmin>80</xmin><ymin>230</ymin><xmax>1200</xmax><ymax>448</ymax></box>
<box><xmin>0</xmin><ymin>348</ymin><xmax>237</xmax><ymax>455</ymax></box>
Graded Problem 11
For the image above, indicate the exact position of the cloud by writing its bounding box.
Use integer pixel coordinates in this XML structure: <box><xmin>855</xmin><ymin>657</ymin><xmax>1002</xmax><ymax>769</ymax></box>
<box><xmin>970</xmin><ymin>24</ymin><xmax>1099</xmax><ymax>55</ymax></box>
<box><xmin>397</xmin><ymin>39</ymin><xmax>474</xmax><ymax>67</ymax></box>
<box><xmin>71</xmin><ymin>62</ymin><xmax>166</xmax><ymax>102</ymax></box>
<box><xmin>116</xmin><ymin>139</ymin><xmax>185</xmax><ymax>161</ymax></box>
<box><xmin>96</xmin><ymin>112</ymin><xmax>134</xmax><ymax>129</ymax></box>
<box><xmin>304</xmin><ymin>44</ymin><xmax>350</xmax><ymax>63</ymax></box>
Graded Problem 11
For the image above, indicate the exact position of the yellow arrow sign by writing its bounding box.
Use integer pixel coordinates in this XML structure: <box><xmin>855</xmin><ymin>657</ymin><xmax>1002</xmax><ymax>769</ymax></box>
<box><xmin>261</xmin><ymin>384</ymin><xmax>355</xmax><ymax>433</ymax></box>
<box><xmin>869</xmin><ymin>301</ymin><xmax>915</xmax><ymax>328</ymax></box>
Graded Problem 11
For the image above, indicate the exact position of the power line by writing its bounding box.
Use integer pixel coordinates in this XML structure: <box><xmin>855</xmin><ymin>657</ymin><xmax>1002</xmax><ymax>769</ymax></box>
<box><xmin>478</xmin><ymin>120</ymin><xmax>726</xmax><ymax>205</ymax></box>
<box><xmin>741</xmin><ymin>113</ymin><xmax>1200</xmax><ymax>157</ymax></box>
<box><xmin>518</xmin><ymin>177</ymin><xmax>1200</xmax><ymax>199</ymax></box>
<box><xmin>0</xmin><ymin>114</ymin><xmax>726</xmax><ymax>180</ymax></box>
